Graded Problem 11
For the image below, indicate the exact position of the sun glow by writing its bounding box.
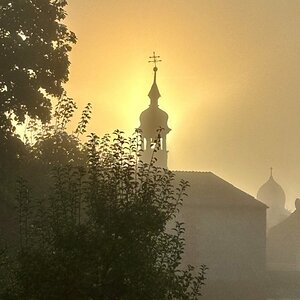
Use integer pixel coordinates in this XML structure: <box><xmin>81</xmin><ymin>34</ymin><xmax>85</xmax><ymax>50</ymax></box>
<box><xmin>65</xmin><ymin>0</ymin><xmax>300</xmax><ymax>210</ymax></box>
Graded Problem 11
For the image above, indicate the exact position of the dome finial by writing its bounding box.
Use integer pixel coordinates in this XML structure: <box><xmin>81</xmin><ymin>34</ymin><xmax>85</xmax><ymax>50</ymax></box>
<box><xmin>270</xmin><ymin>167</ymin><xmax>273</xmax><ymax>178</ymax></box>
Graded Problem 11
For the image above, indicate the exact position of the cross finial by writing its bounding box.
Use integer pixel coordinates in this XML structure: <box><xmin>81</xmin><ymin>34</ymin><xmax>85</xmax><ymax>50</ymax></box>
<box><xmin>148</xmin><ymin>51</ymin><xmax>162</xmax><ymax>71</ymax></box>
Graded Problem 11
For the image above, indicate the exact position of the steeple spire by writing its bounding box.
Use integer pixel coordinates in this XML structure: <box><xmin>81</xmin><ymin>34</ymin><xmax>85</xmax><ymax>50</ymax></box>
<box><xmin>139</xmin><ymin>52</ymin><xmax>171</xmax><ymax>169</ymax></box>
<box><xmin>148</xmin><ymin>52</ymin><xmax>162</xmax><ymax>107</ymax></box>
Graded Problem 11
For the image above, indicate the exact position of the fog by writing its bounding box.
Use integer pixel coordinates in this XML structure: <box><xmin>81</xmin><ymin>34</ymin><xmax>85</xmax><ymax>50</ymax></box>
<box><xmin>65</xmin><ymin>0</ymin><xmax>300</xmax><ymax>210</ymax></box>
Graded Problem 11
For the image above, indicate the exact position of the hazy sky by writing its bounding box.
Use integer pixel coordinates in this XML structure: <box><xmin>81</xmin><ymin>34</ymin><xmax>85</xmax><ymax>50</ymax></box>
<box><xmin>65</xmin><ymin>0</ymin><xmax>300</xmax><ymax>210</ymax></box>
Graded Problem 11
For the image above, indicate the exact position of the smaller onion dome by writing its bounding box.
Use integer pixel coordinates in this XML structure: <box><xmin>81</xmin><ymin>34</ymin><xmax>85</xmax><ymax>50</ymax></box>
<box><xmin>257</xmin><ymin>168</ymin><xmax>286</xmax><ymax>208</ymax></box>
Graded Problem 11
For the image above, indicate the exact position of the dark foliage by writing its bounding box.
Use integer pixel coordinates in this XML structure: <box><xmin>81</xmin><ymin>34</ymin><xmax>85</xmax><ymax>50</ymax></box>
<box><xmin>0</xmin><ymin>0</ymin><xmax>76</xmax><ymax>136</ymax></box>
<box><xmin>0</xmin><ymin>0</ymin><xmax>76</xmax><ymax>226</ymax></box>
<box><xmin>0</xmin><ymin>129</ymin><xmax>207</xmax><ymax>299</ymax></box>
<box><xmin>0</xmin><ymin>2</ymin><xmax>207</xmax><ymax>298</ymax></box>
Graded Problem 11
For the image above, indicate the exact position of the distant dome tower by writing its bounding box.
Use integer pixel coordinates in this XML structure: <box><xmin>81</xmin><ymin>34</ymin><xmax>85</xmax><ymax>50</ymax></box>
<box><xmin>139</xmin><ymin>52</ymin><xmax>171</xmax><ymax>168</ymax></box>
<box><xmin>257</xmin><ymin>168</ymin><xmax>289</xmax><ymax>229</ymax></box>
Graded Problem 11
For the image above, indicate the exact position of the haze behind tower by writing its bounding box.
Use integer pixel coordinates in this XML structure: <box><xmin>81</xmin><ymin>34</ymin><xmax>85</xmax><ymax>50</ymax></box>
<box><xmin>65</xmin><ymin>0</ymin><xmax>300</xmax><ymax>210</ymax></box>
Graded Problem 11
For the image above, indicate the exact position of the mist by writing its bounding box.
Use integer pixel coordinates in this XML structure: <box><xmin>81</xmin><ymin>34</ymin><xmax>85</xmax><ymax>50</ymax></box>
<box><xmin>1</xmin><ymin>1</ymin><xmax>300</xmax><ymax>299</ymax></box>
<box><xmin>65</xmin><ymin>0</ymin><xmax>300</xmax><ymax>210</ymax></box>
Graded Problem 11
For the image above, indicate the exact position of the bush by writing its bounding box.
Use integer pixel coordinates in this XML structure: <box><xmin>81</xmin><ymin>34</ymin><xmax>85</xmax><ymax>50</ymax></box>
<box><xmin>1</xmin><ymin>130</ymin><xmax>206</xmax><ymax>300</ymax></box>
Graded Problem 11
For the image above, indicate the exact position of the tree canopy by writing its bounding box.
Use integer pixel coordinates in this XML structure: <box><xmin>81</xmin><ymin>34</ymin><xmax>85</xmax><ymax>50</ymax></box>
<box><xmin>0</xmin><ymin>0</ymin><xmax>76</xmax><ymax>136</ymax></box>
<box><xmin>0</xmin><ymin>0</ymin><xmax>76</xmax><ymax>225</ymax></box>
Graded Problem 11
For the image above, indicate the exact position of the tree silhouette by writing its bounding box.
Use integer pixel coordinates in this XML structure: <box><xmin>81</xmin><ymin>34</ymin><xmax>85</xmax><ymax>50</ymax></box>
<box><xmin>0</xmin><ymin>0</ymin><xmax>76</xmax><ymax>137</ymax></box>
<box><xmin>0</xmin><ymin>1</ymin><xmax>76</xmax><ymax>227</ymax></box>
<box><xmin>0</xmin><ymin>130</ymin><xmax>207</xmax><ymax>299</ymax></box>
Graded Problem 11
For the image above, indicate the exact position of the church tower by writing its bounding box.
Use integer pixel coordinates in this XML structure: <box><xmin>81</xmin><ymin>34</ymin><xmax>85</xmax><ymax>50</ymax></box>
<box><xmin>139</xmin><ymin>52</ymin><xmax>171</xmax><ymax>168</ymax></box>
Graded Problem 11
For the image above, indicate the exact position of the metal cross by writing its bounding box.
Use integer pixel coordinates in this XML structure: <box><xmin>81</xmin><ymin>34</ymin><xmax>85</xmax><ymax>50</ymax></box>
<box><xmin>148</xmin><ymin>51</ymin><xmax>162</xmax><ymax>67</ymax></box>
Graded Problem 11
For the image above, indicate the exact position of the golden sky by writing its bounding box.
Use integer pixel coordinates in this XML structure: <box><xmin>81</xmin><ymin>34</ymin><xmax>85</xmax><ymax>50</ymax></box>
<box><xmin>65</xmin><ymin>0</ymin><xmax>300</xmax><ymax>210</ymax></box>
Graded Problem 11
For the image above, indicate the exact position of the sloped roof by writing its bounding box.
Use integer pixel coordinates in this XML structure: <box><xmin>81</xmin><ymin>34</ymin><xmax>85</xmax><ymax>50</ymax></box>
<box><xmin>174</xmin><ymin>171</ymin><xmax>267</xmax><ymax>209</ymax></box>
<box><xmin>269</xmin><ymin>208</ymin><xmax>300</xmax><ymax>237</ymax></box>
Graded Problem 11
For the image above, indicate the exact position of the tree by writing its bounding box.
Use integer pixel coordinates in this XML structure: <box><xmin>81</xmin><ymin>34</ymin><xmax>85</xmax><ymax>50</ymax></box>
<box><xmin>0</xmin><ymin>0</ymin><xmax>76</xmax><ymax>136</ymax></box>
<box><xmin>0</xmin><ymin>93</ymin><xmax>91</xmax><ymax>245</ymax></box>
<box><xmin>1</xmin><ymin>130</ymin><xmax>207</xmax><ymax>300</ymax></box>
<box><xmin>0</xmin><ymin>0</ymin><xmax>76</xmax><ymax>221</ymax></box>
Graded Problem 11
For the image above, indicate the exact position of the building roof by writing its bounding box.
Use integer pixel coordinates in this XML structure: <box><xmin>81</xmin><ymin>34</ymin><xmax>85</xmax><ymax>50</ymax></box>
<box><xmin>269</xmin><ymin>201</ymin><xmax>300</xmax><ymax>237</ymax></box>
<box><xmin>174</xmin><ymin>171</ymin><xmax>267</xmax><ymax>209</ymax></box>
<box><xmin>267</xmin><ymin>200</ymin><xmax>299</xmax><ymax>270</ymax></box>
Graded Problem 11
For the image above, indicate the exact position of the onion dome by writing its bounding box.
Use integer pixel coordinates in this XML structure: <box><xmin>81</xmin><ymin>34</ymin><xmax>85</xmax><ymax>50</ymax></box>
<box><xmin>139</xmin><ymin>55</ymin><xmax>171</xmax><ymax>137</ymax></box>
<box><xmin>257</xmin><ymin>168</ymin><xmax>286</xmax><ymax>208</ymax></box>
<box><xmin>140</xmin><ymin>106</ymin><xmax>170</xmax><ymax>137</ymax></box>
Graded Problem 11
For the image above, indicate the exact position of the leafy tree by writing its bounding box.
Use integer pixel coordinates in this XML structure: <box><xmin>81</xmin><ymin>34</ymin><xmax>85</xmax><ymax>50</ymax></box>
<box><xmin>25</xmin><ymin>95</ymin><xmax>91</xmax><ymax>167</ymax></box>
<box><xmin>1</xmin><ymin>131</ymin><xmax>207</xmax><ymax>300</ymax></box>
<box><xmin>0</xmin><ymin>0</ymin><xmax>76</xmax><ymax>136</ymax></box>
<box><xmin>0</xmin><ymin>94</ymin><xmax>91</xmax><ymax>245</ymax></box>
<box><xmin>16</xmin><ymin>96</ymin><xmax>92</xmax><ymax>218</ymax></box>
<box><xmin>0</xmin><ymin>0</ymin><xmax>76</xmax><ymax>224</ymax></box>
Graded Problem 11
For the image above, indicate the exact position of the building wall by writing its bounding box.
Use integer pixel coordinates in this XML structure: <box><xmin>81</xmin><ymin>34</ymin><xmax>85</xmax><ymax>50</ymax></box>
<box><xmin>267</xmin><ymin>213</ymin><xmax>300</xmax><ymax>271</ymax></box>
<box><xmin>180</xmin><ymin>204</ymin><xmax>266</xmax><ymax>299</ymax></box>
